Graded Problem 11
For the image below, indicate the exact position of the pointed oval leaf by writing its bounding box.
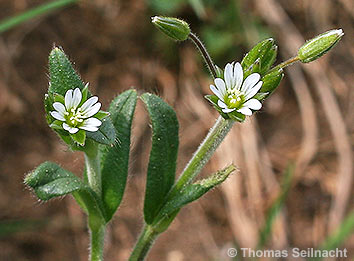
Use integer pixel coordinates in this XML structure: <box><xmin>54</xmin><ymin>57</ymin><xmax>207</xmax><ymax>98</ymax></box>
<box><xmin>141</xmin><ymin>93</ymin><xmax>179</xmax><ymax>224</ymax></box>
<box><xmin>155</xmin><ymin>165</ymin><xmax>236</xmax><ymax>221</ymax></box>
<box><xmin>100</xmin><ymin>89</ymin><xmax>138</xmax><ymax>221</ymax></box>
<box><xmin>25</xmin><ymin>162</ymin><xmax>107</xmax><ymax>225</ymax></box>
<box><xmin>48</xmin><ymin>47</ymin><xmax>85</xmax><ymax>97</ymax></box>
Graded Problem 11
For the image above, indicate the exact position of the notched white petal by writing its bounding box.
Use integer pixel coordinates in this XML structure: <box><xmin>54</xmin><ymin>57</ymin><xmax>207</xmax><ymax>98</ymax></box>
<box><xmin>234</xmin><ymin>62</ymin><xmax>243</xmax><ymax>90</ymax></box>
<box><xmin>72</xmin><ymin>88</ymin><xmax>82</xmax><ymax>108</ymax></box>
<box><xmin>51</xmin><ymin>111</ymin><xmax>65</xmax><ymax>121</ymax></box>
<box><xmin>214</xmin><ymin>78</ymin><xmax>226</xmax><ymax>93</ymax></box>
<box><xmin>241</xmin><ymin>73</ymin><xmax>260</xmax><ymax>93</ymax></box>
<box><xmin>244</xmin><ymin>81</ymin><xmax>263</xmax><ymax>100</ymax></box>
<box><xmin>237</xmin><ymin>107</ymin><xmax>252</xmax><ymax>116</ymax></box>
<box><xmin>53</xmin><ymin>102</ymin><xmax>66</xmax><ymax>115</ymax></box>
<box><xmin>210</xmin><ymin>85</ymin><xmax>223</xmax><ymax>100</ymax></box>
<box><xmin>83</xmin><ymin>103</ymin><xmax>101</xmax><ymax>118</ymax></box>
<box><xmin>83</xmin><ymin>117</ymin><xmax>102</xmax><ymax>127</ymax></box>
<box><xmin>81</xmin><ymin>96</ymin><xmax>99</xmax><ymax>112</ymax></box>
<box><xmin>224</xmin><ymin>63</ymin><xmax>233</xmax><ymax>88</ymax></box>
<box><xmin>222</xmin><ymin>108</ymin><xmax>236</xmax><ymax>113</ymax></box>
<box><xmin>217</xmin><ymin>99</ymin><xmax>228</xmax><ymax>108</ymax></box>
<box><xmin>243</xmin><ymin>99</ymin><xmax>262</xmax><ymax>110</ymax></box>
<box><xmin>65</xmin><ymin>89</ymin><xmax>74</xmax><ymax>110</ymax></box>
<box><xmin>63</xmin><ymin>123</ymin><xmax>79</xmax><ymax>134</ymax></box>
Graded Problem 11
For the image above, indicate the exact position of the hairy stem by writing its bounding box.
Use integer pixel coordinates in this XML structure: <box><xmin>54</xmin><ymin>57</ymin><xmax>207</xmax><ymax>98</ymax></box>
<box><xmin>129</xmin><ymin>225</ymin><xmax>158</xmax><ymax>261</ymax></box>
<box><xmin>90</xmin><ymin>225</ymin><xmax>105</xmax><ymax>261</ymax></box>
<box><xmin>189</xmin><ymin>32</ymin><xmax>217</xmax><ymax>78</ymax></box>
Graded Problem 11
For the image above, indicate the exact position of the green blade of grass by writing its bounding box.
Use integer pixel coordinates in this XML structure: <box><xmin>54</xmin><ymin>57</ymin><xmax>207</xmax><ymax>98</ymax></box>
<box><xmin>257</xmin><ymin>163</ymin><xmax>294</xmax><ymax>248</ymax></box>
<box><xmin>0</xmin><ymin>0</ymin><xmax>78</xmax><ymax>34</ymax></box>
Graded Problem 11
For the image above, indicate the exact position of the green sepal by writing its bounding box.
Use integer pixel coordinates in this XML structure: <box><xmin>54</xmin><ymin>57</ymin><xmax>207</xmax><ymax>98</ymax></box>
<box><xmin>53</xmin><ymin>93</ymin><xmax>65</xmax><ymax>104</ymax></box>
<box><xmin>141</xmin><ymin>93</ymin><xmax>179</xmax><ymax>225</ymax></box>
<box><xmin>94</xmin><ymin>111</ymin><xmax>110</xmax><ymax>120</ymax></box>
<box><xmin>153</xmin><ymin>165</ymin><xmax>236</xmax><ymax>224</ymax></box>
<box><xmin>86</xmin><ymin>117</ymin><xmax>117</xmax><ymax>145</ymax></box>
<box><xmin>79</xmin><ymin>83</ymin><xmax>89</xmax><ymax>107</ymax></box>
<box><xmin>100</xmin><ymin>89</ymin><xmax>137</xmax><ymax>221</ymax></box>
<box><xmin>243</xmin><ymin>58</ymin><xmax>261</xmax><ymax>79</ymax></box>
<box><xmin>48</xmin><ymin>47</ymin><xmax>85</xmax><ymax>97</ymax></box>
<box><xmin>44</xmin><ymin>93</ymin><xmax>54</xmax><ymax>123</ymax></box>
<box><xmin>71</xmin><ymin>130</ymin><xmax>86</xmax><ymax>146</ymax></box>
<box><xmin>259</xmin><ymin>68</ymin><xmax>284</xmax><ymax>97</ymax></box>
<box><xmin>253</xmin><ymin>92</ymin><xmax>269</xmax><ymax>101</ymax></box>
<box><xmin>228</xmin><ymin>111</ymin><xmax>246</xmax><ymax>122</ymax></box>
<box><xmin>204</xmin><ymin>95</ymin><xmax>230</xmax><ymax>119</ymax></box>
<box><xmin>215</xmin><ymin>65</ymin><xmax>224</xmax><ymax>79</ymax></box>
<box><xmin>25</xmin><ymin>161</ymin><xmax>108</xmax><ymax>227</ymax></box>
<box><xmin>49</xmin><ymin>120</ymin><xmax>63</xmax><ymax>130</ymax></box>
<box><xmin>241</xmin><ymin>38</ymin><xmax>278</xmax><ymax>77</ymax></box>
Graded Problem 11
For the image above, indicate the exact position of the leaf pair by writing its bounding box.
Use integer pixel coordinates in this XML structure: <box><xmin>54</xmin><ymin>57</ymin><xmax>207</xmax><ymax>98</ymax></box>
<box><xmin>26</xmin><ymin>89</ymin><xmax>138</xmax><ymax>224</ymax></box>
<box><xmin>141</xmin><ymin>93</ymin><xmax>236</xmax><ymax>231</ymax></box>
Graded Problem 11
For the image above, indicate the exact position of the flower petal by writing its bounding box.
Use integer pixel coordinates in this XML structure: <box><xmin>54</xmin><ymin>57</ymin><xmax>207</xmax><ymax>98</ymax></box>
<box><xmin>237</xmin><ymin>107</ymin><xmax>252</xmax><ymax>116</ymax></box>
<box><xmin>224</xmin><ymin>63</ymin><xmax>233</xmax><ymax>89</ymax></box>
<box><xmin>82</xmin><ymin>103</ymin><xmax>101</xmax><ymax>118</ymax></box>
<box><xmin>64</xmin><ymin>89</ymin><xmax>74</xmax><ymax>110</ymax></box>
<box><xmin>222</xmin><ymin>108</ymin><xmax>236</xmax><ymax>113</ymax></box>
<box><xmin>244</xmin><ymin>81</ymin><xmax>263</xmax><ymax>100</ymax></box>
<box><xmin>217</xmin><ymin>99</ymin><xmax>228</xmax><ymax>108</ymax></box>
<box><xmin>214</xmin><ymin>78</ymin><xmax>226</xmax><ymax>94</ymax></box>
<box><xmin>51</xmin><ymin>111</ymin><xmax>65</xmax><ymax>121</ymax></box>
<box><xmin>81</xmin><ymin>96</ymin><xmax>99</xmax><ymax>112</ymax></box>
<box><xmin>80</xmin><ymin>118</ymin><xmax>102</xmax><ymax>132</ymax></box>
<box><xmin>241</xmin><ymin>73</ymin><xmax>260</xmax><ymax>93</ymax></box>
<box><xmin>72</xmin><ymin>88</ymin><xmax>82</xmax><ymax>109</ymax></box>
<box><xmin>210</xmin><ymin>85</ymin><xmax>223</xmax><ymax>100</ymax></box>
<box><xmin>234</xmin><ymin>62</ymin><xmax>243</xmax><ymax>90</ymax></box>
<box><xmin>63</xmin><ymin>123</ymin><xmax>79</xmax><ymax>134</ymax></box>
<box><xmin>243</xmin><ymin>99</ymin><xmax>262</xmax><ymax>110</ymax></box>
<box><xmin>53</xmin><ymin>102</ymin><xmax>66</xmax><ymax>115</ymax></box>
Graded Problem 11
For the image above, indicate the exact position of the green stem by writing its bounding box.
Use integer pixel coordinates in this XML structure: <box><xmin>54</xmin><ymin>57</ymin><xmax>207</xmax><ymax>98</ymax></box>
<box><xmin>129</xmin><ymin>225</ymin><xmax>158</xmax><ymax>261</ymax></box>
<box><xmin>189</xmin><ymin>32</ymin><xmax>217</xmax><ymax>79</ymax></box>
<box><xmin>85</xmin><ymin>146</ymin><xmax>101</xmax><ymax>196</ymax></box>
<box><xmin>171</xmin><ymin>116</ymin><xmax>234</xmax><ymax>196</ymax></box>
<box><xmin>269</xmin><ymin>56</ymin><xmax>300</xmax><ymax>73</ymax></box>
<box><xmin>0</xmin><ymin>0</ymin><xmax>77</xmax><ymax>33</ymax></box>
<box><xmin>90</xmin><ymin>225</ymin><xmax>105</xmax><ymax>261</ymax></box>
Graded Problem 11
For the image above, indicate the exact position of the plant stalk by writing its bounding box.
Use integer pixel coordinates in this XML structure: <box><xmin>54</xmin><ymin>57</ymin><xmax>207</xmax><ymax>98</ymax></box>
<box><xmin>172</xmin><ymin>116</ymin><xmax>234</xmax><ymax>194</ymax></box>
<box><xmin>90</xmin><ymin>225</ymin><xmax>105</xmax><ymax>261</ymax></box>
<box><xmin>189</xmin><ymin>32</ymin><xmax>217</xmax><ymax>78</ymax></box>
<box><xmin>84</xmin><ymin>145</ymin><xmax>101</xmax><ymax>196</ymax></box>
<box><xmin>129</xmin><ymin>225</ymin><xmax>158</xmax><ymax>261</ymax></box>
<box><xmin>269</xmin><ymin>56</ymin><xmax>300</xmax><ymax>73</ymax></box>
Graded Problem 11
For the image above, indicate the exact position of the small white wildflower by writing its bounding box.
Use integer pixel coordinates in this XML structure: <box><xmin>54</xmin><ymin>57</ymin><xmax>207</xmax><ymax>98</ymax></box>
<box><xmin>210</xmin><ymin>62</ymin><xmax>262</xmax><ymax>116</ymax></box>
<box><xmin>50</xmin><ymin>87</ymin><xmax>102</xmax><ymax>134</ymax></box>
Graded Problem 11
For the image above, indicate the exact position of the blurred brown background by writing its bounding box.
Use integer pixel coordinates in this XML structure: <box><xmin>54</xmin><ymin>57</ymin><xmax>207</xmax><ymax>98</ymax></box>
<box><xmin>0</xmin><ymin>0</ymin><xmax>353</xmax><ymax>260</ymax></box>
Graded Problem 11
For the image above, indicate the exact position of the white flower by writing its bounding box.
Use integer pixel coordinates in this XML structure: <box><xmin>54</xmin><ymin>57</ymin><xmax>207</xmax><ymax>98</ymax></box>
<box><xmin>50</xmin><ymin>87</ymin><xmax>102</xmax><ymax>134</ymax></box>
<box><xmin>210</xmin><ymin>62</ymin><xmax>263</xmax><ymax>116</ymax></box>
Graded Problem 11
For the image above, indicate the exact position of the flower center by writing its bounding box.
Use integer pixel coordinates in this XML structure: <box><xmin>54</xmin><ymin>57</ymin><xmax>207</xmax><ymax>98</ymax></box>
<box><xmin>64</xmin><ymin>107</ymin><xmax>85</xmax><ymax>127</ymax></box>
<box><xmin>225</xmin><ymin>88</ymin><xmax>245</xmax><ymax>109</ymax></box>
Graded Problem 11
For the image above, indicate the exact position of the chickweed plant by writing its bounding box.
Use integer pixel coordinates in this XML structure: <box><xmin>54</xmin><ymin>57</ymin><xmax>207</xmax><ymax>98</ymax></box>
<box><xmin>24</xmin><ymin>16</ymin><xmax>343</xmax><ymax>261</ymax></box>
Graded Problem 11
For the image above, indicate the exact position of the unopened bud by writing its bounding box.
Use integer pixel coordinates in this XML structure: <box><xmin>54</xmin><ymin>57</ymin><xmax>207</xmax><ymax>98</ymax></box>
<box><xmin>151</xmin><ymin>16</ymin><xmax>191</xmax><ymax>41</ymax></box>
<box><xmin>298</xmin><ymin>29</ymin><xmax>344</xmax><ymax>63</ymax></box>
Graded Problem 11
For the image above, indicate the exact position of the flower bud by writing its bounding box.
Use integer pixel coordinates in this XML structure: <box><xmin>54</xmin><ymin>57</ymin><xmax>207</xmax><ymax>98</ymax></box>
<box><xmin>241</xmin><ymin>38</ymin><xmax>278</xmax><ymax>76</ymax></box>
<box><xmin>151</xmin><ymin>16</ymin><xmax>190</xmax><ymax>41</ymax></box>
<box><xmin>298</xmin><ymin>29</ymin><xmax>344</xmax><ymax>63</ymax></box>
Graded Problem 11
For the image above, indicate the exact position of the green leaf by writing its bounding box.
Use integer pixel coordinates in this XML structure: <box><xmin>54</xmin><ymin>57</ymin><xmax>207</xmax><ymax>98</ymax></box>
<box><xmin>100</xmin><ymin>89</ymin><xmax>137</xmax><ymax>221</ymax></box>
<box><xmin>86</xmin><ymin>117</ymin><xmax>117</xmax><ymax>145</ymax></box>
<box><xmin>154</xmin><ymin>165</ymin><xmax>236</xmax><ymax>221</ymax></box>
<box><xmin>25</xmin><ymin>162</ymin><xmax>107</xmax><ymax>227</ymax></box>
<box><xmin>141</xmin><ymin>93</ymin><xmax>179</xmax><ymax>224</ymax></box>
<box><xmin>94</xmin><ymin>111</ymin><xmax>110</xmax><ymax>120</ymax></box>
<box><xmin>48</xmin><ymin>47</ymin><xmax>85</xmax><ymax>97</ymax></box>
